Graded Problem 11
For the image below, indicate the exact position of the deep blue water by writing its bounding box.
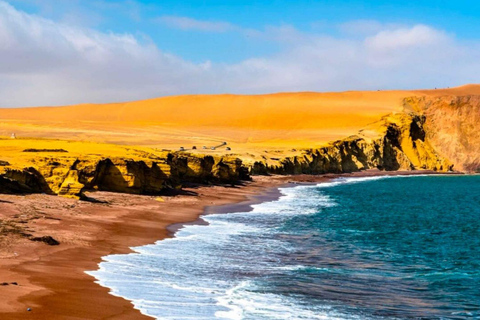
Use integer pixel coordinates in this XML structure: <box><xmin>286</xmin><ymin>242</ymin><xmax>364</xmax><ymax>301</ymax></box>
<box><xmin>88</xmin><ymin>175</ymin><xmax>480</xmax><ymax>319</ymax></box>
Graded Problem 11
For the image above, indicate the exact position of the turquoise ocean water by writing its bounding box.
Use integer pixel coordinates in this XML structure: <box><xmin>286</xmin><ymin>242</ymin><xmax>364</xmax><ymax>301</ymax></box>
<box><xmin>88</xmin><ymin>175</ymin><xmax>480</xmax><ymax>319</ymax></box>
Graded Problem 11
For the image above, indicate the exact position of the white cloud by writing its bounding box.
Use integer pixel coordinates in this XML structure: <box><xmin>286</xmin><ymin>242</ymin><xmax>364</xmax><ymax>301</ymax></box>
<box><xmin>365</xmin><ymin>25</ymin><xmax>449</xmax><ymax>51</ymax></box>
<box><xmin>158</xmin><ymin>15</ymin><xmax>236</xmax><ymax>33</ymax></box>
<box><xmin>0</xmin><ymin>1</ymin><xmax>209</xmax><ymax>106</ymax></box>
<box><xmin>0</xmin><ymin>1</ymin><xmax>479</xmax><ymax>107</ymax></box>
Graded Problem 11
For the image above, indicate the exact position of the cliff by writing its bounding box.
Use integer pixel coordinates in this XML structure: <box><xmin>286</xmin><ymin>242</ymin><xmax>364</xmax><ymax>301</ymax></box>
<box><xmin>0</xmin><ymin>151</ymin><xmax>249</xmax><ymax>199</ymax></box>
<box><xmin>404</xmin><ymin>95</ymin><xmax>480</xmax><ymax>172</ymax></box>
<box><xmin>250</xmin><ymin>112</ymin><xmax>452</xmax><ymax>175</ymax></box>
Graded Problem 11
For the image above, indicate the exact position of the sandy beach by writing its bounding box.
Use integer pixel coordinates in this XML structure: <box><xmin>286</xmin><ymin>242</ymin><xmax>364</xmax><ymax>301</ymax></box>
<box><xmin>0</xmin><ymin>170</ymin><xmax>450</xmax><ymax>320</ymax></box>
<box><xmin>0</xmin><ymin>175</ymin><xmax>296</xmax><ymax>319</ymax></box>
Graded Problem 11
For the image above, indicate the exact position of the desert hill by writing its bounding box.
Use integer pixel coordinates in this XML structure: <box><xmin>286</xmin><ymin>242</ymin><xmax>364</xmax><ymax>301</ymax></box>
<box><xmin>1</xmin><ymin>85</ymin><xmax>479</xmax><ymax>152</ymax></box>
<box><xmin>0</xmin><ymin>84</ymin><xmax>479</xmax><ymax>198</ymax></box>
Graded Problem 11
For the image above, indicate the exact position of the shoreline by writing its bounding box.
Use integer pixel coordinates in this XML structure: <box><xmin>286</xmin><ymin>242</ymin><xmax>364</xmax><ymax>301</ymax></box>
<box><xmin>170</xmin><ymin>169</ymin><xmax>462</xmax><ymax>237</ymax></box>
<box><xmin>0</xmin><ymin>170</ymin><xmax>461</xmax><ymax>319</ymax></box>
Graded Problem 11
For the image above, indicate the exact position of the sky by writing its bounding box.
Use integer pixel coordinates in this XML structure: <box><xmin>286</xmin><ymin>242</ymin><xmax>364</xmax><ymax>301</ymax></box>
<box><xmin>1</xmin><ymin>0</ymin><xmax>480</xmax><ymax>107</ymax></box>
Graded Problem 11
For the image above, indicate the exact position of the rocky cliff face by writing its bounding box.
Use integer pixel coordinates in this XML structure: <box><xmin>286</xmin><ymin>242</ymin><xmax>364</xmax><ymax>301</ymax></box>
<box><xmin>0</xmin><ymin>153</ymin><xmax>250</xmax><ymax>199</ymax></box>
<box><xmin>404</xmin><ymin>95</ymin><xmax>480</xmax><ymax>172</ymax></box>
<box><xmin>251</xmin><ymin>112</ymin><xmax>452</xmax><ymax>175</ymax></box>
<box><xmin>251</xmin><ymin>93</ymin><xmax>480</xmax><ymax>175</ymax></box>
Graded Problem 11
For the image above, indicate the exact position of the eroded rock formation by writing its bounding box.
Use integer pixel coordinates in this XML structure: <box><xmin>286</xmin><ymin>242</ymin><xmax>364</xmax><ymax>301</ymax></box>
<box><xmin>404</xmin><ymin>95</ymin><xmax>480</xmax><ymax>171</ymax></box>
<box><xmin>0</xmin><ymin>154</ymin><xmax>249</xmax><ymax>198</ymax></box>
<box><xmin>251</xmin><ymin>112</ymin><xmax>452</xmax><ymax>175</ymax></box>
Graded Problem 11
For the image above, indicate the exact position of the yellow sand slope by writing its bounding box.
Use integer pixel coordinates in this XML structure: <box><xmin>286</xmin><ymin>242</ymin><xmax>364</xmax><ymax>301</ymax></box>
<box><xmin>1</xmin><ymin>85</ymin><xmax>479</xmax><ymax>154</ymax></box>
<box><xmin>0</xmin><ymin>84</ymin><xmax>479</xmax><ymax>175</ymax></box>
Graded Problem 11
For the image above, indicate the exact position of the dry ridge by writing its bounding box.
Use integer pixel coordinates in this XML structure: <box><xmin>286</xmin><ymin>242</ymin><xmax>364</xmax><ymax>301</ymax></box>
<box><xmin>0</xmin><ymin>84</ymin><xmax>479</xmax><ymax>198</ymax></box>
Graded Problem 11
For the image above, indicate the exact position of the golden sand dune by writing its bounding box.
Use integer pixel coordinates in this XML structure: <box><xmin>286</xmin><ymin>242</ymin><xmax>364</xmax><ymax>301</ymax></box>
<box><xmin>1</xmin><ymin>85</ymin><xmax>479</xmax><ymax>153</ymax></box>
<box><xmin>0</xmin><ymin>91</ymin><xmax>408</xmax><ymax>152</ymax></box>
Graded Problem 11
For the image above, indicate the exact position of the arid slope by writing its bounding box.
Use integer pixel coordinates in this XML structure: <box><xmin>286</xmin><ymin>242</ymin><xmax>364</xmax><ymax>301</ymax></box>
<box><xmin>0</xmin><ymin>84</ymin><xmax>479</xmax><ymax>198</ymax></box>
<box><xmin>1</xmin><ymin>85</ymin><xmax>478</xmax><ymax>151</ymax></box>
<box><xmin>0</xmin><ymin>89</ymin><xmax>435</xmax><ymax>153</ymax></box>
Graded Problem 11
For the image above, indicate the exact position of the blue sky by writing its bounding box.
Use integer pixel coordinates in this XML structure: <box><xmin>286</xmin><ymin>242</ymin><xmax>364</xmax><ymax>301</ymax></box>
<box><xmin>10</xmin><ymin>0</ymin><xmax>480</xmax><ymax>62</ymax></box>
<box><xmin>1</xmin><ymin>0</ymin><xmax>480</xmax><ymax>106</ymax></box>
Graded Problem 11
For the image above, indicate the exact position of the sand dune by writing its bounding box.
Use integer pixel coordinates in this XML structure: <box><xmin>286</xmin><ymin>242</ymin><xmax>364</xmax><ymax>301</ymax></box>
<box><xmin>0</xmin><ymin>84</ymin><xmax>479</xmax><ymax>155</ymax></box>
<box><xmin>0</xmin><ymin>86</ymin><xmax>475</xmax><ymax>145</ymax></box>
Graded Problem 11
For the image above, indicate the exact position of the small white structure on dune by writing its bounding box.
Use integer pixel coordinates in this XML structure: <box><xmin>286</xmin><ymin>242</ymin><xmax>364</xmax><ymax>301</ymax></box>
<box><xmin>10</xmin><ymin>133</ymin><xmax>16</xmax><ymax>139</ymax></box>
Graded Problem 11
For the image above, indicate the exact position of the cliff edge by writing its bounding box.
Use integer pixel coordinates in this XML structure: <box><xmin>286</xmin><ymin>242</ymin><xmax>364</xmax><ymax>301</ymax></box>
<box><xmin>1</xmin><ymin>85</ymin><xmax>479</xmax><ymax>198</ymax></box>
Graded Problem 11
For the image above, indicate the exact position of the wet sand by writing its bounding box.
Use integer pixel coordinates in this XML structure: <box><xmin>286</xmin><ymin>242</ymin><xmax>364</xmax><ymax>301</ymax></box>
<box><xmin>0</xmin><ymin>170</ymin><xmax>455</xmax><ymax>319</ymax></box>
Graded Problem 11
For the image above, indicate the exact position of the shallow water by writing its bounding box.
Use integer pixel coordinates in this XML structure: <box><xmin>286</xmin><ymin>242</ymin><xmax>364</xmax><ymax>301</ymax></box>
<box><xmin>87</xmin><ymin>175</ymin><xmax>480</xmax><ymax>319</ymax></box>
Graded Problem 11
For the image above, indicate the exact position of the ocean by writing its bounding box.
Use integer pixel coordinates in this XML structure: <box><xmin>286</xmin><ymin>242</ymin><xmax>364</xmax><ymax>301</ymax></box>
<box><xmin>87</xmin><ymin>175</ymin><xmax>480</xmax><ymax>319</ymax></box>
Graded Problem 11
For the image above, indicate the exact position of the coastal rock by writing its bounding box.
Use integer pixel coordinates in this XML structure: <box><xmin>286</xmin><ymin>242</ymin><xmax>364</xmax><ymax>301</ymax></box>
<box><xmin>1</xmin><ymin>153</ymin><xmax>250</xmax><ymax>199</ymax></box>
<box><xmin>30</xmin><ymin>235</ymin><xmax>60</xmax><ymax>246</ymax></box>
<box><xmin>250</xmin><ymin>112</ymin><xmax>452</xmax><ymax>175</ymax></box>
<box><xmin>404</xmin><ymin>95</ymin><xmax>480</xmax><ymax>171</ymax></box>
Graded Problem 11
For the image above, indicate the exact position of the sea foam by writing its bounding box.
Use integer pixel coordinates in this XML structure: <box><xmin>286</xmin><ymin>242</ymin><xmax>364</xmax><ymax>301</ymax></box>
<box><xmin>87</xmin><ymin>175</ymin><xmax>399</xmax><ymax>320</ymax></box>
